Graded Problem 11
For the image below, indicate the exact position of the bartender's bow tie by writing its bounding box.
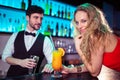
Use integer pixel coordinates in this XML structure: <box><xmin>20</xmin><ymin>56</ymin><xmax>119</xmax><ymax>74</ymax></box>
<box><xmin>25</xmin><ymin>31</ymin><xmax>36</xmax><ymax>37</ymax></box>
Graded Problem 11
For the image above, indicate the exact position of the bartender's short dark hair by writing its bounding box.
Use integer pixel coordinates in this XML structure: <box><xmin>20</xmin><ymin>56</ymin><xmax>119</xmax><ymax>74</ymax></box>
<box><xmin>26</xmin><ymin>5</ymin><xmax>44</xmax><ymax>16</ymax></box>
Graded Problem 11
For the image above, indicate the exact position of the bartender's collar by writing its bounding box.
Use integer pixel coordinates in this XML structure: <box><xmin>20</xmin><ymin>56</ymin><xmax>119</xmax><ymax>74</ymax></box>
<box><xmin>25</xmin><ymin>28</ymin><xmax>38</xmax><ymax>35</ymax></box>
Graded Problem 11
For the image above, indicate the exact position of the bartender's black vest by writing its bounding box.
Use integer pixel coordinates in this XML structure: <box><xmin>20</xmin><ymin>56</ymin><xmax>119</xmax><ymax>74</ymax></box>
<box><xmin>7</xmin><ymin>31</ymin><xmax>45</xmax><ymax>77</ymax></box>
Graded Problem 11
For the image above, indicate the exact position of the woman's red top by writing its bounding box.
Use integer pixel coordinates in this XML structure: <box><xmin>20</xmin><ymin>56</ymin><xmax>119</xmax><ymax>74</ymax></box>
<box><xmin>103</xmin><ymin>37</ymin><xmax>120</xmax><ymax>72</ymax></box>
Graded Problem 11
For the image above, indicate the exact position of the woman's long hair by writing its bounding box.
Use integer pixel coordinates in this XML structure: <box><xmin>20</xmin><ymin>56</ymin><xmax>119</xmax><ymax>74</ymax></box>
<box><xmin>72</xmin><ymin>3</ymin><xmax>113</xmax><ymax>61</ymax></box>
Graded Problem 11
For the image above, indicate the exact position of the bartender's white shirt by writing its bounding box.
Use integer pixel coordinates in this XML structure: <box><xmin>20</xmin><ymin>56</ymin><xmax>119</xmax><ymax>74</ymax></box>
<box><xmin>2</xmin><ymin>29</ymin><xmax>54</xmax><ymax>64</ymax></box>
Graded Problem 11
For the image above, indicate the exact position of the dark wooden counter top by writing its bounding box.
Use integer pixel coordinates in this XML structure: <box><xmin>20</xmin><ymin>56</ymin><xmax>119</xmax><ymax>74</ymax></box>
<box><xmin>0</xmin><ymin>72</ymin><xmax>98</xmax><ymax>80</ymax></box>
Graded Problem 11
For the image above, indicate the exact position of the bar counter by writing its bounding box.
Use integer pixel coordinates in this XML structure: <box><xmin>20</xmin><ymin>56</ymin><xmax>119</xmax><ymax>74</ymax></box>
<box><xmin>0</xmin><ymin>72</ymin><xmax>98</xmax><ymax>80</ymax></box>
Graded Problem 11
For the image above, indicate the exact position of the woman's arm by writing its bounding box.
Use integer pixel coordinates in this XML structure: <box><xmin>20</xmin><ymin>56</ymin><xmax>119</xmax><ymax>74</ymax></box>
<box><xmin>61</xmin><ymin>64</ymin><xmax>88</xmax><ymax>74</ymax></box>
<box><xmin>74</xmin><ymin>35</ymin><xmax>104</xmax><ymax>77</ymax></box>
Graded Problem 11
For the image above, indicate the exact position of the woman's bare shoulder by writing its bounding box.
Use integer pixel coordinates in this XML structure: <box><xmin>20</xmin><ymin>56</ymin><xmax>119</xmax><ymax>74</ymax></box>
<box><xmin>104</xmin><ymin>34</ymin><xmax>118</xmax><ymax>53</ymax></box>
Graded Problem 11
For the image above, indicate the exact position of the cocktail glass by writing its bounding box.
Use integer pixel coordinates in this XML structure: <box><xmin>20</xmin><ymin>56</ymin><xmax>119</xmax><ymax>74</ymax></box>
<box><xmin>51</xmin><ymin>50</ymin><xmax>62</xmax><ymax>78</ymax></box>
<box><xmin>28</xmin><ymin>55</ymin><xmax>39</xmax><ymax>75</ymax></box>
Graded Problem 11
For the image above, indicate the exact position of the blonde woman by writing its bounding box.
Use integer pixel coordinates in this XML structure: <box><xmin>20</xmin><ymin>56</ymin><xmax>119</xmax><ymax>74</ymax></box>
<box><xmin>61</xmin><ymin>3</ymin><xmax>120</xmax><ymax>77</ymax></box>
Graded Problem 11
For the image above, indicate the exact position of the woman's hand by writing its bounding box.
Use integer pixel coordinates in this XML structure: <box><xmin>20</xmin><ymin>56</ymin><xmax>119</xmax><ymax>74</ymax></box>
<box><xmin>74</xmin><ymin>35</ymin><xmax>83</xmax><ymax>52</ymax></box>
<box><xmin>61</xmin><ymin>65</ymin><xmax>70</xmax><ymax>74</ymax></box>
<box><xmin>61</xmin><ymin>65</ymin><xmax>77</xmax><ymax>74</ymax></box>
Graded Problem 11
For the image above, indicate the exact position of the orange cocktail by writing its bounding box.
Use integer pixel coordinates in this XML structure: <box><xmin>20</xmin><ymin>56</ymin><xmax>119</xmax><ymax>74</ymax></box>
<box><xmin>52</xmin><ymin>48</ymin><xmax>65</xmax><ymax>78</ymax></box>
<box><xmin>52</xmin><ymin>50</ymin><xmax>62</xmax><ymax>71</ymax></box>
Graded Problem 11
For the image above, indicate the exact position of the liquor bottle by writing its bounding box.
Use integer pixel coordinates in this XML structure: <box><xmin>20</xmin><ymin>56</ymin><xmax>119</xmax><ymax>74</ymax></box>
<box><xmin>60</xmin><ymin>24</ymin><xmax>64</xmax><ymax>36</ymax></box>
<box><xmin>57</xmin><ymin>5</ymin><xmax>60</xmax><ymax>18</ymax></box>
<box><xmin>65</xmin><ymin>6</ymin><xmax>67</xmax><ymax>19</ymax></box>
<box><xmin>28</xmin><ymin>0</ymin><xmax>31</xmax><ymax>8</ymax></box>
<box><xmin>47</xmin><ymin>21</ymin><xmax>51</xmax><ymax>32</ymax></box>
<box><xmin>56</xmin><ymin>22</ymin><xmax>59</xmax><ymax>36</ymax></box>
<box><xmin>61</xmin><ymin>7</ymin><xmax>64</xmax><ymax>18</ymax></box>
<box><xmin>69</xmin><ymin>28</ymin><xmax>72</xmax><ymax>37</ymax></box>
<box><xmin>49</xmin><ymin>1</ymin><xmax>52</xmax><ymax>16</ymax></box>
<box><xmin>8</xmin><ymin>18</ymin><xmax>12</xmax><ymax>32</ymax></box>
<box><xmin>21</xmin><ymin>0</ymin><xmax>25</xmax><ymax>10</ymax></box>
<box><xmin>50</xmin><ymin>21</ymin><xmax>54</xmax><ymax>36</ymax></box>
<box><xmin>53</xmin><ymin>3</ymin><xmax>57</xmax><ymax>17</ymax></box>
<box><xmin>67</xmin><ymin>7</ymin><xmax>70</xmax><ymax>19</ymax></box>
<box><xmin>2</xmin><ymin>13</ymin><xmax>6</xmax><ymax>31</ymax></box>
<box><xmin>64</xmin><ymin>26</ymin><xmax>67</xmax><ymax>37</ymax></box>
<box><xmin>45</xmin><ymin>0</ymin><xmax>49</xmax><ymax>15</ymax></box>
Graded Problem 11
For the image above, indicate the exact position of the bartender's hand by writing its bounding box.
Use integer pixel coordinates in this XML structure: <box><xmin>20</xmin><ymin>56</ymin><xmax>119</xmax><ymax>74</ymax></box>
<box><xmin>41</xmin><ymin>63</ymin><xmax>53</xmax><ymax>73</ymax></box>
<box><xmin>6</xmin><ymin>57</ymin><xmax>36</xmax><ymax>69</ymax></box>
<box><xmin>19</xmin><ymin>58</ymin><xmax>36</xmax><ymax>69</ymax></box>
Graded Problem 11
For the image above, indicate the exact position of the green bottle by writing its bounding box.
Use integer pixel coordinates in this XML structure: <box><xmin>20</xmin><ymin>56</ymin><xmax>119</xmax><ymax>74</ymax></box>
<box><xmin>21</xmin><ymin>0</ymin><xmax>25</xmax><ymax>10</ymax></box>
<box><xmin>45</xmin><ymin>0</ymin><xmax>49</xmax><ymax>15</ymax></box>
